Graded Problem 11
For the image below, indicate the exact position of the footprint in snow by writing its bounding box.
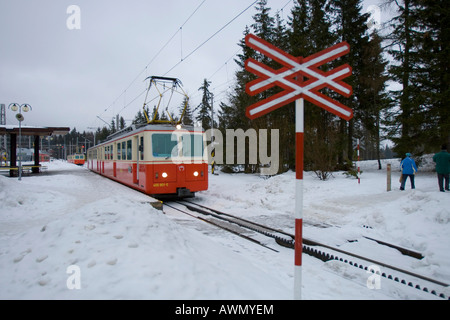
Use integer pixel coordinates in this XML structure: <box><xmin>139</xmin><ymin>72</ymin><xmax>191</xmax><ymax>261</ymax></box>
<box><xmin>36</xmin><ymin>255</ymin><xmax>48</xmax><ymax>263</ymax></box>
<box><xmin>13</xmin><ymin>248</ymin><xmax>31</xmax><ymax>263</ymax></box>
<box><xmin>128</xmin><ymin>242</ymin><xmax>138</xmax><ymax>248</ymax></box>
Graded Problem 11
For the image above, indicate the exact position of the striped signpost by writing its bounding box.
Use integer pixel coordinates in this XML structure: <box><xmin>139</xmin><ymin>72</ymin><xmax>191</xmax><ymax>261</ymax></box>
<box><xmin>244</xmin><ymin>34</ymin><xmax>353</xmax><ymax>299</ymax></box>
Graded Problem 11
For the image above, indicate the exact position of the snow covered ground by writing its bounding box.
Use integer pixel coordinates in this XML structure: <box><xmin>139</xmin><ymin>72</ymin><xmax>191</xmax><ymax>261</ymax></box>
<box><xmin>0</xmin><ymin>159</ymin><xmax>448</xmax><ymax>300</ymax></box>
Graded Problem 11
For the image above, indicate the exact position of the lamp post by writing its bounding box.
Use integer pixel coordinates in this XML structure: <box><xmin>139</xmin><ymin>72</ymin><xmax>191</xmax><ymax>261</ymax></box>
<box><xmin>8</xmin><ymin>103</ymin><xmax>32</xmax><ymax>180</ymax></box>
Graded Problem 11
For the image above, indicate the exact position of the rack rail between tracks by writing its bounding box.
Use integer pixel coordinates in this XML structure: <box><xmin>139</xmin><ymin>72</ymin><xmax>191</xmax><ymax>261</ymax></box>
<box><xmin>163</xmin><ymin>200</ymin><xmax>448</xmax><ymax>300</ymax></box>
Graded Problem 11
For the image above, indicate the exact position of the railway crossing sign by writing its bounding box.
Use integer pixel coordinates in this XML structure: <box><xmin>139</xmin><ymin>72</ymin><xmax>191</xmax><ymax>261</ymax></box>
<box><xmin>245</xmin><ymin>33</ymin><xmax>353</xmax><ymax>120</ymax></box>
<box><xmin>244</xmin><ymin>34</ymin><xmax>353</xmax><ymax>300</ymax></box>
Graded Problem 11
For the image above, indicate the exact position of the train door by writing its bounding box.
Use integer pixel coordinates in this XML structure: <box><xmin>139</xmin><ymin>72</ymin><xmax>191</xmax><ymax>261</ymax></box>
<box><xmin>96</xmin><ymin>148</ymin><xmax>100</xmax><ymax>172</ymax></box>
<box><xmin>101</xmin><ymin>147</ymin><xmax>105</xmax><ymax>174</ymax></box>
<box><xmin>113</xmin><ymin>142</ymin><xmax>117</xmax><ymax>177</ymax></box>
<box><xmin>111</xmin><ymin>143</ymin><xmax>117</xmax><ymax>178</ymax></box>
<box><xmin>133</xmin><ymin>135</ymin><xmax>139</xmax><ymax>185</ymax></box>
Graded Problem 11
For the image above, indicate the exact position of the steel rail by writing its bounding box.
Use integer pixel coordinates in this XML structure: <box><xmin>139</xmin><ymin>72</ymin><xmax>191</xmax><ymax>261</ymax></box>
<box><xmin>174</xmin><ymin>200</ymin><xmax>449</xmax><ymax>299</ymax></box>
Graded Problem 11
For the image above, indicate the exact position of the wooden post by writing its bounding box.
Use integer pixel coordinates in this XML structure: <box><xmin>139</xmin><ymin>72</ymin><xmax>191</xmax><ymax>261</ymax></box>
<box><xmin>387</xmin><ymin>163</ymin><xmax>391</xmax><ymax>192</ymax></box>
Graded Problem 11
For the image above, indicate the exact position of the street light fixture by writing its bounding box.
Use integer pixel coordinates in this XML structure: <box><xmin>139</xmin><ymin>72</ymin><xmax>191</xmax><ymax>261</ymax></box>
<box><xmin>8</xmin><ymin>103</ymin><xmax>32</xmax><ymax>180</ymax></box>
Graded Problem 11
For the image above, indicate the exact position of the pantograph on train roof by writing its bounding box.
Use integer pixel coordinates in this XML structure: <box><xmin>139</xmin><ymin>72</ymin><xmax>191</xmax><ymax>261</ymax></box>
<box><xmin>142</xmin><ymin>76</ymin><xmax>189</xmax><ymax>126</ymax></box>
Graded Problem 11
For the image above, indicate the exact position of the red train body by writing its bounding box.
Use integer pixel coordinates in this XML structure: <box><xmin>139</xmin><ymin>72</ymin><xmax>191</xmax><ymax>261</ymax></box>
<box><xmin>87</xmin><ymin>123</ymin><xmax>208</xmax><ymax>198</ymax></box>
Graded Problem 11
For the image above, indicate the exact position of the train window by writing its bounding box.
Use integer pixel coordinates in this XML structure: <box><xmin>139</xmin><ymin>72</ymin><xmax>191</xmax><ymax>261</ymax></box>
<box><xmin>117</xmin><ymin>142</ymin><xmax>121</xmax><ymax>160</ymax></box>
<box><xmin>152</xmin><ymin>134</ymin><xmax>177</xmax><ymax>158</ymax></box>
<box><xmin>121</xmin><ymin>141</ymin><xmax>126</xmax><ymax>160</ymax></box>
<box><xmin>181</xmin><ymin>134</ymin><xmax>204</xmax><ymax>157</ymax></box>
<box><xmin>127</xmin><ymin>140</ymin><xmax>132</xmax><ymax>160</ymax></box>
<box><xmin>111</xmin><ymin>144</ymin><xmax>114</xmax><ymax>160</ymax></box>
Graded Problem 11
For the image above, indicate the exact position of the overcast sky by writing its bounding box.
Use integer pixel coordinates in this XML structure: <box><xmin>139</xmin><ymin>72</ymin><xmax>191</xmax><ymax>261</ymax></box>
<box><xmin>1</xmin><ymin>0</ymin><xmax>388</xmax><ymax>132</ymax></box>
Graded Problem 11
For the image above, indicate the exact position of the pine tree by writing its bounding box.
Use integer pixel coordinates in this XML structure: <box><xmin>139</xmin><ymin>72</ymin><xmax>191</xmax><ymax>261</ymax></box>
<box><xmin>332</xmin><ymin>0</ymin><xmax>371</xmax><ymax>163</ymax></box>
<box><xmin>384</xmin><ymin>0</ymin><xmax>450</xmax><ymax>155</ymax></box>
<box><xmin>179</xmin><ymin>96</ymin><xmax>194</xmax><ymax>126</ymax></box>
<box><xmin>119</xmin><ymin>116</ymin><xmax>126</xmax><ymax>130</ymax></box>
<box><xmin>251</xmin><ymin>0</ymin><xmax>275</xmax><ymax>41</ymax></box>
<box><xmin>219</xmin><ymin>0</ymin><xmax>391</xmax><ymax>175</ymax></box>
<box><xmin>228</xmin><ymin>26</ymin><xmax>257</xmax><ymax>131</ymax></box>
<box><xmin>288</xmin><ymin>0</ymin><xmax>311</xmax><ymax>57</ymax></box>
<box><xmin>132</xmin><ymin>106</ymin><xmax>150</xmax><ymax>125</ymax></box>
<box><xmin>110</xmin><ymin>118</ymin><xmax>116</xmax><ymax>133</ymax></box>
<box><xmin>416</xmin><ymin>0</ymin><xmax>450</xmax><ymax>149</ymax></box>
<box><xmin>218</xmin><ymin>1</ymin><xmax>277</xmax><ymax>173</ymax></box>
<box><xmin>385</xmin><ymin>0</ymin><xmax>421</xmax><ymax>156</ymax></box>
<box><xmin>196</xmin><ymin>79</ymin><xmax>213</xmax><ymax>130</ymax></box>
<box><xmin>360</xmin><ymin>31</ymin><xmax>390</xmax><ymax>169</ymax></box>
<box><xmin>284</xmin><ymin>0</ymin><xmax>346</xmax><ymax>177</ymax></box>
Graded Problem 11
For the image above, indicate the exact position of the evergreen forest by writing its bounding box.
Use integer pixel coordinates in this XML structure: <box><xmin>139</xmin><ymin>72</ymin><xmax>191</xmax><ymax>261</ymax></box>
<box><xmin>62</xmin><ymin>0</ymin><xmax>449</xmax><ymax>178</ymax></box>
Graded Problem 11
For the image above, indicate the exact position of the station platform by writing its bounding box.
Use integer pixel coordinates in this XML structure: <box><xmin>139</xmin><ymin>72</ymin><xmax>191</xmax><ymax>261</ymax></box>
<box><xmin>0</xmin><ymin>125</ymin><xmax>69</xmax><ymax>176</ymax></box>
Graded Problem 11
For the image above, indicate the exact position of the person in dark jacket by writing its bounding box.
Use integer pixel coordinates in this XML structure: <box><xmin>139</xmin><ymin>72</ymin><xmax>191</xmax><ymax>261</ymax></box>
<box><xmin>432</xmin><ymin>144</ymin><xmax>450</xmax><ymax>192</ymax></box>
<box><xmin>400</xmin><ymin>153</ymin><xmax>418</xmax><ymax>190</ymax></box>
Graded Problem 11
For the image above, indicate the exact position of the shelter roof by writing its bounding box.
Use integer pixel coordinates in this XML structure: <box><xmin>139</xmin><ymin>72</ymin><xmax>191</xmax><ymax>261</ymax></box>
<box><xmin>0</xmin><ymin>125</ymin><xmax>70</xmax><ymax>136</ymax></box>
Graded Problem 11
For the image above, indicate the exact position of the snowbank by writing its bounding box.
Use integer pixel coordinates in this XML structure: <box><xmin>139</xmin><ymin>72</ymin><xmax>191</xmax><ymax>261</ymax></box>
<box><xmin>0</xmin><ymin>161</ymin><xmax>290</xmax><ymax>299</ymax></box>
<box><xmin>0</xmin><ymin>159</ymin><xmax>449</xmax><ymax>300</ymax></box>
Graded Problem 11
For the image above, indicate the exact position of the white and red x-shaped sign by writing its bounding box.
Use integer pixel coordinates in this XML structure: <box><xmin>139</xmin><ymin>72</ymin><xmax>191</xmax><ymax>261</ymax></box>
<box><xmin>244</xmin><ymin>34</ymin><xmax>353</xmax><ymax>121</ymax></box>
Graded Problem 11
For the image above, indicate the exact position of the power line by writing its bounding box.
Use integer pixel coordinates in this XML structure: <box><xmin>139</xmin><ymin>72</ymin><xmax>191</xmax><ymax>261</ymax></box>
<box><xmin>163</xmin><ymin>0</ymin><xmax>258</xmax><ymax>76</ymax></box>
<box><xmin>95</xmin><ymin>0</ymin><xmax>286</xmax><ymax>129</ymax></box>
<box><xmin>96</xmin><ymin>0</ymin><xmax>208</xmax><ymax>120</ymax></box>
<box><xmin>96</xmin><ymin>0</ymin><xmax>258</xmax><ymax>128</ymax></box>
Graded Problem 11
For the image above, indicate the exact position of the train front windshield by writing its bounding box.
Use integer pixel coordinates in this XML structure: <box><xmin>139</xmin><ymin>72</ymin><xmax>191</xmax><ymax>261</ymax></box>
<box><xmin>152</xmin><ymin>133</ymin><xmax>204</xmax><ymax>159</ymax></box>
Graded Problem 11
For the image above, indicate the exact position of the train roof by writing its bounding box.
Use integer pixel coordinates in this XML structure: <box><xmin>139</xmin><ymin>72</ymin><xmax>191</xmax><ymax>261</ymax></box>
<box><xmin>91</xmin><ymin>123</ymin><xmax>204</xmax><ymax>148</ymax></box>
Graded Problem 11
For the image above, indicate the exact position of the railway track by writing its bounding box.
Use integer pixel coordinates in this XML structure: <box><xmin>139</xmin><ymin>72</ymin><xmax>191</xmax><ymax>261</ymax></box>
<box><xmin>163</xmin><ymin>200</ymin><xmax>449</xmax><ymax>300</ymax></box>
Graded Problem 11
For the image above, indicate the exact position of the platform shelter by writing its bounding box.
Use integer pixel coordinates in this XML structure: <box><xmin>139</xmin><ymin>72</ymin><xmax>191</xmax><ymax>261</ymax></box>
<box><xmin>0</xmin><ymin>125</ymin><xmax>70</xmax><ymax>176</ymax></box>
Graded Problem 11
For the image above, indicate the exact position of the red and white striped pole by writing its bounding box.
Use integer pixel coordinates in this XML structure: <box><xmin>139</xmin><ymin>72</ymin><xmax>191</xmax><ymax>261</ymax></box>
<box><xmin>294</xmin><ymin>98</ymin><xmax>304</xmax><ymax>300</ymax></box>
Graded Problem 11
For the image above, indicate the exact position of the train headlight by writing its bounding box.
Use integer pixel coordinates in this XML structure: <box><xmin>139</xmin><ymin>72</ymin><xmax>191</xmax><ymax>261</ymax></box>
<box><xmin>193</xmin><ymin>171</ymin><xmax>199</xmax><ymax>177</ymax></box>
<box><xmin>162</xmin><ymin>172</ymin><xmax>168</xmax><ymax>178</ymax></box>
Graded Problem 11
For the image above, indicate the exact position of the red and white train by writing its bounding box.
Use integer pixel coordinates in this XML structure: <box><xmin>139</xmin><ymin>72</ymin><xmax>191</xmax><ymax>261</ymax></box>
<box><xmin>67</xmin><ymin>153</ymin><xmax>85</xmax><ymax>165</ymax></box>
<box><xmin>87</xmin><ymin>123</ymin><xmax>208</xmax><ymax>198</ymax></box>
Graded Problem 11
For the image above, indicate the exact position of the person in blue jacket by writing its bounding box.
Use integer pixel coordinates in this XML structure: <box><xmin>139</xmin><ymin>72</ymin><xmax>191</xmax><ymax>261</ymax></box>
<box><xmin>400</xmin><ymin>153</ymin><xmax>418</xmax><ymax>190</ymax></box>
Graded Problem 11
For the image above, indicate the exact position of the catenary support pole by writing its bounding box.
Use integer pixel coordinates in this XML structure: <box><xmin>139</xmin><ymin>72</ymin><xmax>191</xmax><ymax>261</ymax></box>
<box><xmin>294</xmin><ymin>98</ymin><xmax>304</xmax><ymax>300</ymax></box>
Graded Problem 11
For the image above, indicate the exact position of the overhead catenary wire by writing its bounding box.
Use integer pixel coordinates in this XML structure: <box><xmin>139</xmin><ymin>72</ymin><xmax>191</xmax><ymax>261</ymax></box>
<box><xmin>95</xmin><ymin>0</ymin><xmax>208</xmax><ymax>122</ymax></box>
<box><xmin>93</xmin><ymin>0</ymin><xmax>293</xmax><ymax>130</ymax></box>
<box><xmin>163</xmin><ymin>0</ymin><xmax>258</xmax><ymax>76</ymax></box>
<box><xmin>190</xmin><ymin>0</ymin><xmax>292</xmax><ymax>118</ymax></box>
<box><xmin>96</xmin><ymin>0</ymin><xmax>259</xmax><ymax>128</ymax></box>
